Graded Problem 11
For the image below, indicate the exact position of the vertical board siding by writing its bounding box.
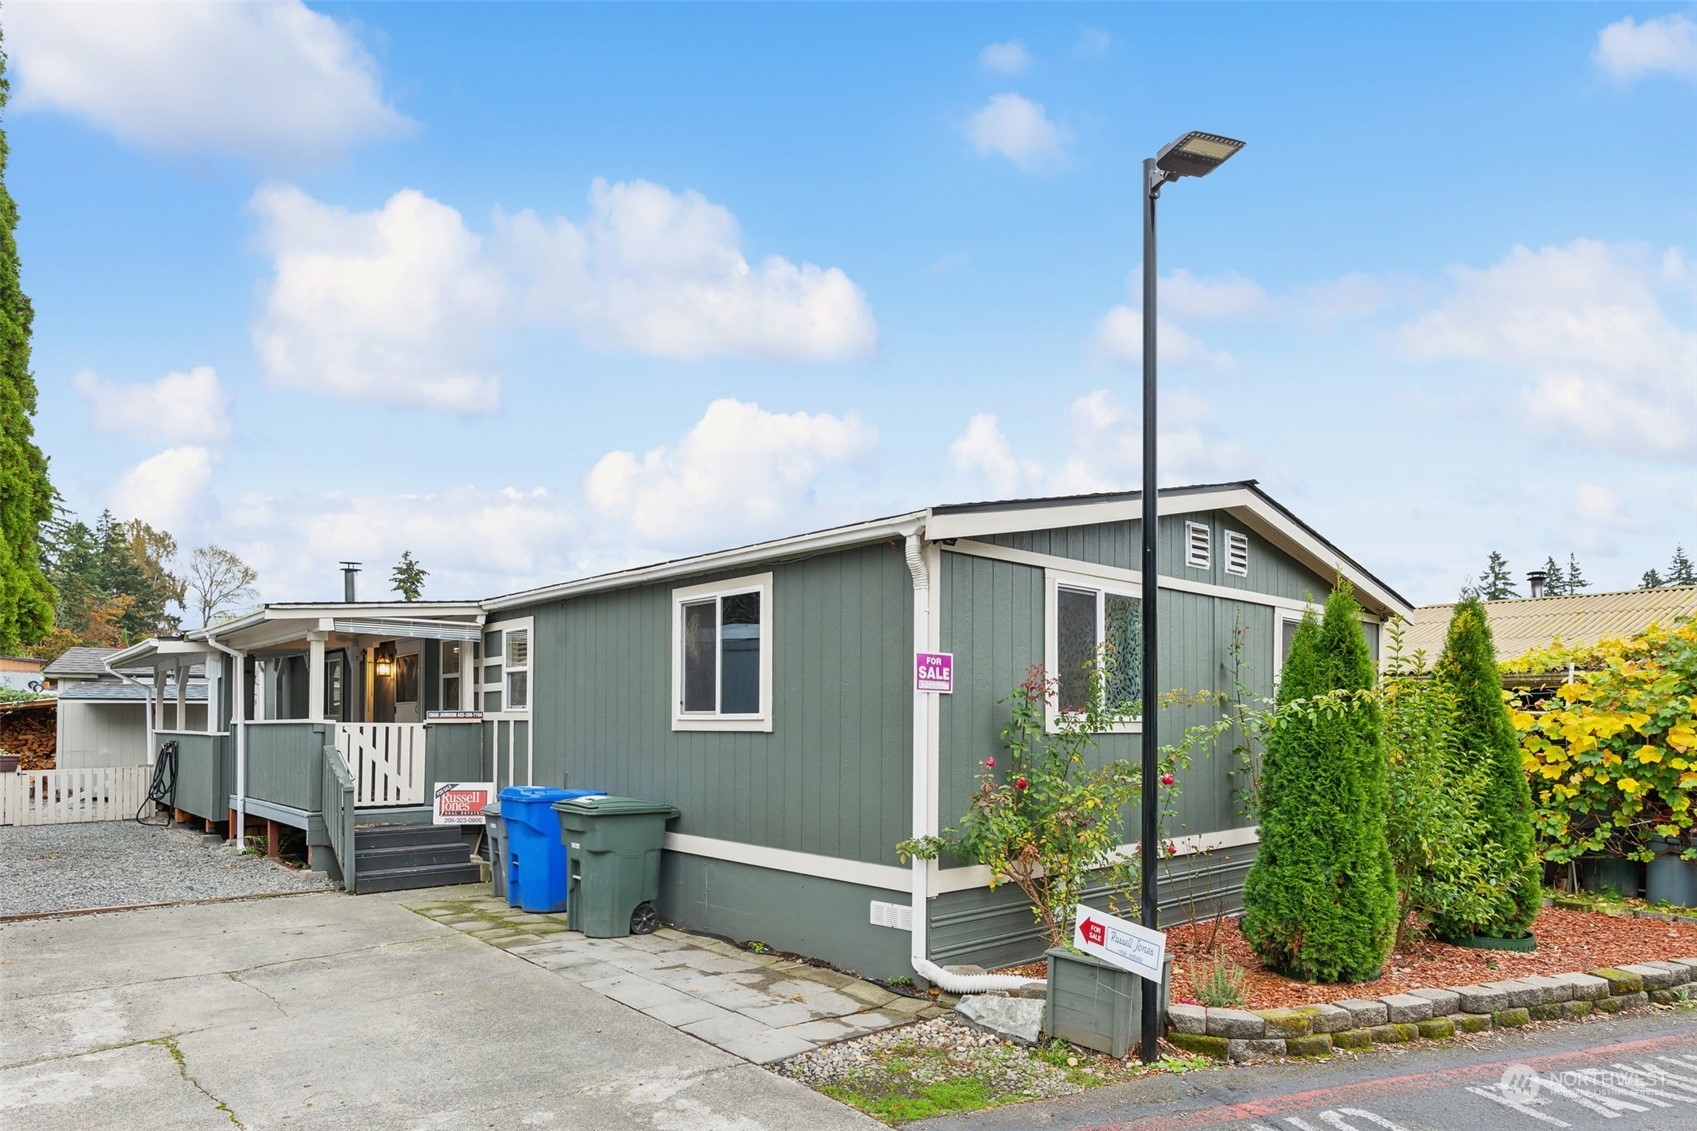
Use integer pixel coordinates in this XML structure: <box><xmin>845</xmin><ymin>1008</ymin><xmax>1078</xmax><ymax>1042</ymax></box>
<box><xmin>170</xmin><ymin>732</ymin><xmax>230</xmax><ymax>821</ymax></box>
<box><xmin>246</xmin><ymin>723</ymin><xmax>329</xmax><ymax>811</ymax></box>
<box><xmin>524</xmin><ymin>542</ymin><xmax>913</xmax><ymax>866</ymax></box>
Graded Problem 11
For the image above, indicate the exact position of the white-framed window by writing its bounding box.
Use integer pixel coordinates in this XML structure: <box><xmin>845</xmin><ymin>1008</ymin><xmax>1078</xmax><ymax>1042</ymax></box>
<box><xmin>1273</xmin><ymin>608</ymin><xmax>1309</xmax><ymax>686</ymax></box>
<box><xmin>1224</xmin><ymin>530</ymin><xmax>1249</xmax><ymax>576</ymax></box>
<box><xmin>1185</xmin><ymin>521</ymin><xmax>1211</xmax><ymax>570</ymax></box>
<box><xmin>439</xmin><ymin>640</ymin><xmax>463</xmax><ymax>711</ymax></box>
<box><xmin>1044</xmin><ymin>569</ymin><xmax>1142</xmax><ymax>733</ymax></box>
<box><xmin>671</xmin><ymin>572</ymin><xmax>773</xmax><ymax>732</ymax></box>
<box><xmin>480</xmin><ymin>619</ymin><xmax>533</xmax><ymax>714</ymax></box>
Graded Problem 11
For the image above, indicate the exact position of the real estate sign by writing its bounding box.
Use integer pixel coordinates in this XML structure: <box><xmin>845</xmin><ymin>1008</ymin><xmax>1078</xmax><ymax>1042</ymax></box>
<box><xmin>433</xmin><ymin>781</ymin><xmax>494</xmax><ymax>825</ymax></box>
<box><xmin>1072</xmin><ymin>904</ymin><xmax>1166</xmax><ymax>982</ymax></box>
<box><xmin>915</xmin><ymin>652</ymin><xmax>954</xmax><ymax>693</ymax></box>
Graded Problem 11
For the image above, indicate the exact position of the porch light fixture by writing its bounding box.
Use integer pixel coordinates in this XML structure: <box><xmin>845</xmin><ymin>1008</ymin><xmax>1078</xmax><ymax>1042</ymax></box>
<box><xmin>375</xmin><ymin>653</ymin><xmax>395</xmax><ymax>677</ymax></box>
<box><xmin>1137</xmin><ymin>128</ymin><xmax>1244</xmax><ymax>1065</ymax></box>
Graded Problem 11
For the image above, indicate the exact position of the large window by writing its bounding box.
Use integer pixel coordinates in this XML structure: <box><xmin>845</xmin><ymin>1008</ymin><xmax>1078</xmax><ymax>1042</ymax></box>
<box><xmin>672</xmin><ymin>573</ymin><xmax>773</xmax><ymax>731</ymax></box>
<box><xmin>1046</xmin><ymin>570</ymin><xmax>1142</xmax><ymax>732</ymax></box>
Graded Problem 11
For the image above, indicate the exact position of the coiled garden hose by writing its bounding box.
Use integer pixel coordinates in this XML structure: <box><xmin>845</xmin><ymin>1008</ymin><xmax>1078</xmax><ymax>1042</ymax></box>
<box><xmin>137</xmin><ymin>740</ymin><xmax>179</xmax><ymax>824</ymax></box>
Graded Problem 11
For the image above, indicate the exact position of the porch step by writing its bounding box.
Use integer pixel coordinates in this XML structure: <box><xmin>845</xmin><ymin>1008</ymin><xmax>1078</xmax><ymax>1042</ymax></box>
<box><xmin>356</xmin><ymin>862</ymin><xmax>486</xmax><ymax>894</ymax></box>
<box><xmin>351</xmin><ymin>822</ymin><xmax>482</xmax><ymax>894</ymax></box>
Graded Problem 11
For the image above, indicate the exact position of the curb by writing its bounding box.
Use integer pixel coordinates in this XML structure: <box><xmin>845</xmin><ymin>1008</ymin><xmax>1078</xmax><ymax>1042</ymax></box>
<box><xmin>1165</xmin><ymin>959</ymin><xmax>1697</xmax><ymax>1062</ymax></box>
<box><xmin>0</xmin><ymin>887</ymin><xmax>335</xmax><ymax>924</ymax></box>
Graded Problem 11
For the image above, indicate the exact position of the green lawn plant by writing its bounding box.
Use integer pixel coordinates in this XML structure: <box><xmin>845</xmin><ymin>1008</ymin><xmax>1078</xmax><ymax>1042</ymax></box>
<box><xmin>1240</xmin><ymin>582</ymin><xmax>1397</xmax><ymax>983</ymax></box>
<box><xmin>898</xmin><ymin>657</ymin><xmax>1158</xmax><ymax>948</ymax></box>
<box><xmin>1433</xmin><ymin>597</ymin><xmax>1541</xmax><ymax>939</ymax></box>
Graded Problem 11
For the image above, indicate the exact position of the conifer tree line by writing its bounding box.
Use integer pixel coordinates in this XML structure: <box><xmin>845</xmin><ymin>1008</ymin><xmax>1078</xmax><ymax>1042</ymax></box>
<box><xmin>1467</xmin><ymin>547</ymin><xmax>1696</xmax><ymax>599</ymax></box>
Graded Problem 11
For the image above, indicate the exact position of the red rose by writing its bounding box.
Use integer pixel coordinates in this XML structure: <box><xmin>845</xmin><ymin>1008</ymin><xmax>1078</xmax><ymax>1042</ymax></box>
<box><xmin>1161</xmin><ymin>773</ymin><xmax>1175</xmax><ymax>786</ymax></box>
<box><xmin>985</xmin><ymin>757</ymin><xmax>996</xmax><ymax>768</ymax></box>
<box><xmin>1015</xmin><ymin>777</ymin><xmax>1028</xmax><ymax>790</ymax></box>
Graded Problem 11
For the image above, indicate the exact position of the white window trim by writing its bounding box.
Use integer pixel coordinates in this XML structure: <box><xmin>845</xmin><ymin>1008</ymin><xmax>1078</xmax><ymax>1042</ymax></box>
<box><xmin>1272</xmin><ymin>607</ymin><xmax>1309</xmax><ymax>687</ymax></box>
<box><xmin>480</xmin><ymin>617</ymin><xmax>533</xmax><ymax>717</ymax></box>
<box><xmin>1224</xmin><ymin>529</ymin><xmax>1249</xmax><ymax>577</ymax></box>
<box><xmin>439</xmin><ymin>640</ymin><xmax>462</xmax><ymax>712</ymax></box>
<box><xmin>1184</xmin><ymin>520</ymin><xmax>1211</xmax><ymax>570</ymax></box>
<box><xmin>671</xmin><ymin>572</ymin><xmax>774</xmax><ymax>733</ymax></box>
<box><xmin>1043</xmin><ymin>567</ymin><xmax>1142</xmax><ymax>735</ymax></box>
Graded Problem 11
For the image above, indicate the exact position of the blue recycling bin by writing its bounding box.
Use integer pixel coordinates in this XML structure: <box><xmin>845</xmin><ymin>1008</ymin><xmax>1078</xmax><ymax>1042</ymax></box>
<box><xmin>499</xmin><ymin>786</ymin><xmax>604</xmax><ymax>913</ymax></box>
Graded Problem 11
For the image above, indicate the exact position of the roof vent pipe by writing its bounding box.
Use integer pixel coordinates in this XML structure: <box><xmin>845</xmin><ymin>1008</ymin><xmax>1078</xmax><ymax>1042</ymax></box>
<box><xmin>340</xmin><ymin>562</ymin><xmax>361</xmax><ymax>603</ymax></box>
<box><xmin>1527</xmin><ymin>570</ymin><xmax>1547</xmax><ymax>599</ymax></box>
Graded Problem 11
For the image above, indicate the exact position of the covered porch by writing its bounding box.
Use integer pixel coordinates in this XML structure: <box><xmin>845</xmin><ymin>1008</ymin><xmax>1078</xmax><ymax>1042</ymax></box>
<box><xmin>111</xmin><ymin>603</ymin><xmax>491</xmax><ymax>891</ymax></box>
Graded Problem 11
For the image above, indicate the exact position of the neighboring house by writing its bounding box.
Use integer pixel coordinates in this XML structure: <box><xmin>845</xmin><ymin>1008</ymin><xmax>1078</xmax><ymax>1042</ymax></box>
<box><xmin>110</xmin><ymin>481</ymin><xmax>1410</xmax><ymax>980</ymax></box>
<box><xmin>43</xmin><ymin>646</ymin><xmax>206</xmax><ymax>769</ymax></box>
<box><xmin>1399</xmin><ymin>585</ymin><xmax>1697</xmax><ymax>689</ymax></box>
<box><xmin>0</xmin><ymin>654</ymin><xmax>46</xmax><ymax>693</ymax></box>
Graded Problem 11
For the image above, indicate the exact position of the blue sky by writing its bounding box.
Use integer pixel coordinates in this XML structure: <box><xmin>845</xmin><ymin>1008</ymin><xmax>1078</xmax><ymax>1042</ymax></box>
<box><xmin>9</xmin><ymin>2</ymin><xmax>1696</xmax><ymax>608</ymax></box>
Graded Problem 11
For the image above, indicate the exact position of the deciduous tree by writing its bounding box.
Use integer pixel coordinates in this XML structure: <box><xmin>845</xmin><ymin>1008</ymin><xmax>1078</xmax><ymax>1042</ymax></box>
<box><xmin>185</xmin><ymin>545</ymin><xmax>258</xmax><ymax>628</ymax></box>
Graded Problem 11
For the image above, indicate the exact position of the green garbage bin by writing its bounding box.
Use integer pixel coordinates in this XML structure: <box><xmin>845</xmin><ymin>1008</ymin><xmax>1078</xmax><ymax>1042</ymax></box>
<box><xmin>552</xmin><ymin>795</ymin><xmax>678</xmax><ymax>937</ymax></box>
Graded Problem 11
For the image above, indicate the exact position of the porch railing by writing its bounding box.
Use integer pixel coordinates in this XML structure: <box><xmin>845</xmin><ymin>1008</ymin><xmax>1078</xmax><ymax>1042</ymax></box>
<box><xmin>334</xmin><ymin>723</ymin><xmax>427</xmax><ymax>807</ymax></box>
<box><xmin>321</xmin><ymin>743</ymin><xmax>357</xmax><ymax>892</ymax></box>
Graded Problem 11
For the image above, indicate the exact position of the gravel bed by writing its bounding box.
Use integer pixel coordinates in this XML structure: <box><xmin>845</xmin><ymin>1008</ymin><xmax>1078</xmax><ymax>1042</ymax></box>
<box><xmin>0</xmin><ymin>820</ymin><xmax>335</xmax><ymax>916</ymax></box>
<box><xmin>777</xmin><ymin>1015</ymin><xmax>1103</xmax><ymax>1104</ymax></box>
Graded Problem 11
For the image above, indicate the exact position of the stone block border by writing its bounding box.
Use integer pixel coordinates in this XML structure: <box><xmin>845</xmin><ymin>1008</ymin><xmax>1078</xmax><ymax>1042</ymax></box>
<box><xmin>1166</xmin><ymin>958</ymin><xmax>1697</xmax><ymax>1063</ymax></box>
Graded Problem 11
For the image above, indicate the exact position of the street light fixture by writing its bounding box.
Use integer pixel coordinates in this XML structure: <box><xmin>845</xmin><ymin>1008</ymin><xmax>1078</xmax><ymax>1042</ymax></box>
<box><xmin>1138</xmin><ymin>129</ymin><xmax>1244</xmax><ymax>1065</ymax></box>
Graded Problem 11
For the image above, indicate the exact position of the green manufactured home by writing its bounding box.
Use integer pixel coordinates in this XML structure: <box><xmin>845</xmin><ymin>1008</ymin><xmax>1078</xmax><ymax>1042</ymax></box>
<box><xmin>112</xmin><ymin>481</ymin><xmax>1409</xmax><ymax>981</ymax></box>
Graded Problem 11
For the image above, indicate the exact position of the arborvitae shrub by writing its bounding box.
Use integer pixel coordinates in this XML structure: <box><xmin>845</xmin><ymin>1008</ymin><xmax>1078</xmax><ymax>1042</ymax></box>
<box><xmin>1241</xmin><ymin>582</ymin><xmax>1398</xmax><ymax>982</ymax></box>
<box><xmin>1432</xmin><ymin>597</ymin><xmax>1541</xmax><ymax>938</ymax></box>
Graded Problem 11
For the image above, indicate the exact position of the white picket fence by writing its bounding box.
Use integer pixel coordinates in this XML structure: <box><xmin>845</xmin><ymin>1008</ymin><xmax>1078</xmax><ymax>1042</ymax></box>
<box><xmin>0</xmin><ymin>766</ymin><xmax>152</xmax><ymax>826</ymax></box>
<box><xmin>335</xmin><ymin>723</ymin><xmax>427</xmax><ymax>807</ymax></box>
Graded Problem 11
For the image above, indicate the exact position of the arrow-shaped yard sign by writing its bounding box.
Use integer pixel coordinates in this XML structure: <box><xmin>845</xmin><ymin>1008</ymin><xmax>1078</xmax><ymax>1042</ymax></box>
<box><xmin>1072</xmin><ymin>904</ymin><xmax>1165</xmax><ymax>983</ymax></box>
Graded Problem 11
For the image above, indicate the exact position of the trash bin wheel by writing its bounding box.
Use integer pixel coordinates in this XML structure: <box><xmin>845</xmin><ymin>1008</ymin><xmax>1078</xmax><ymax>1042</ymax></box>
<box><xmin>630</xmin><ymin>902</ymin><xmax>660</xmax><ymax>935</ymax></box>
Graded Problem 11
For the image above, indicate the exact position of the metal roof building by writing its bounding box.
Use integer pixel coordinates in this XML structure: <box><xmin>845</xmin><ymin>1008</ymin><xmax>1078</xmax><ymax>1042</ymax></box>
<box><xmin>1401</xmin><ymin>586</ymin><xmax>1697</xmax><ymax>669</ymax></box>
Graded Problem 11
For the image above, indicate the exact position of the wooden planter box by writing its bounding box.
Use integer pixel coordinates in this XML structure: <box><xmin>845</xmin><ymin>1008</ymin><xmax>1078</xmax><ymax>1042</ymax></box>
<box><xmin>1044</xmin><ymin>946</ymin><xmax>1170</xmax><ymax>1058</ymax></box>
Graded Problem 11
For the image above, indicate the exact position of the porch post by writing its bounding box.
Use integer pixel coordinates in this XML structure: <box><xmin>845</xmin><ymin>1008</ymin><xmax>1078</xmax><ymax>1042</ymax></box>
<box><xmin>153</xmin><ymin>668</ymin><xmax>166</xmax><ymax>732</ymax></box>
<box><xmin>459</xmin><ymin>638</ymin><xmax>474</xmax><ymax>710</ymax></box>
<box><xmin>175</xmin><ymin>659</ymin><xmax>187</xmax><ymax>731</ymax></box>
<box><xmin>308</xmin><ymin>630</ymin><xmax>327</xmax><ymax>723</ymax></box>
<box><xmin>205</xmin><ymin>651</ymin><xmax>219</xmax><ymax>734</ymax></box>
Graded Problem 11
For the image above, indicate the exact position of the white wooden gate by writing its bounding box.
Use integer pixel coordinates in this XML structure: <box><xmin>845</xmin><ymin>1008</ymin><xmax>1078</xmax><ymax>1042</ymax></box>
<box><xmin>335</xmin><ymin>723</ymin><xmax>427</xmax><ymax>807</ymax></box>
<box><xmin>0</xmin><ymin>767</ymin><xmax>152</xmax><ymax>826</ymax></box>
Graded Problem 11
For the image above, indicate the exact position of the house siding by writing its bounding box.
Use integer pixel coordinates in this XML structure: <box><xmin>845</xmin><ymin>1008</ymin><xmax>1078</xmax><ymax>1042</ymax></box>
<box><xmin>518</xmin><ymin>540</ymin><xmax>914</xmax><ymax>867</ymax></box>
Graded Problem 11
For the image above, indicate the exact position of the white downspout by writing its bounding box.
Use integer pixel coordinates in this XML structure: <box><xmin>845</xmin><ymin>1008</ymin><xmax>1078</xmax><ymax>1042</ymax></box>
<box><xmin>205</xmin><ymin>630</ymin><xmax>246</xmax><ymax>848</ymax></box>
<box><xmin>107</xmin><ymin>661</ymin><xmax>156</xmax><ymax>767</ymax></box>
<box><xmin>903</xmin><ymin>532</ymin><xmax>1039</xmax><ymax>995</ymax></box>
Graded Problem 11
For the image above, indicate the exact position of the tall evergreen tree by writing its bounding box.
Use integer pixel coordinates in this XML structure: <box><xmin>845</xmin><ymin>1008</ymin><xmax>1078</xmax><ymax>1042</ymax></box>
<box><xmin>1564</xmin><ymin>553</ymin><xmax>1589</xmax><ymax>593</ymax></box>
<box><xmin>1538</xmin><ymin>555</ymin><xmax>1566</xmax><ymax>596</ymax></box>
<box><xmin>390</xmin><ymin>550</ymin><xmax>428</xmax><ymax>601</ymax></box>
<box><xmin>1642</xmin><ymin>568</ymin><xmax>1666</xmax><ymax>589</ymax></box>
<box><xmin>0</xmin><ymin>33</ymin><xmax>54</xmax><ymax>651</ymax></box>
<box><xmin>1242</xmin><ymin>583</ymin><xmax>1397</xmax><ymax>981</ymax></box>
<box><xmin>1478</xmin><ymin>551</ymin><xmax>1518</xmax><ymax>600</ymax></box>
<box><xmin>1669</xmin><ymin>546</ymin><xmax>1696</xmax><ymax>587</ymax></box>
<box><xmin>1431</xmin><ymin>597</ymin><xmax>1540</xmax><ymax>938</ymax></box>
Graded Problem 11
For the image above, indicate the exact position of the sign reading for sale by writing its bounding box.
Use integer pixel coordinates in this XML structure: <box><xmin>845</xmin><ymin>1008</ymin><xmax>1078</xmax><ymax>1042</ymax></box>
<box><xmin>915</xmin><ymin>652</ymin><xmax>954</xmax><ymax>694</ymax></box>
<box><xmin>434</xmin><ymin>781</ymin><xmax>494</xmax><ymax>825</ymax></box>
<box><xmin>1072</xmin><ymin>903</ymin><xmax>1166</xmax><ymax>983</ymax></box>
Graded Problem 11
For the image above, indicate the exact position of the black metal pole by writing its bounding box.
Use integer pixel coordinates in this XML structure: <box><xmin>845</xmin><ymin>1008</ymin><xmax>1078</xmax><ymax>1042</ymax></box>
<box><xmin>1138</xmin><ymin>156</ymin><xmax>1161</xmax><ymax>1064</ymax></box>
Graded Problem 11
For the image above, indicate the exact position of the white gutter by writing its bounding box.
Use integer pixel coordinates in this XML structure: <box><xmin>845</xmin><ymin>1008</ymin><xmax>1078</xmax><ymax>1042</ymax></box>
<box><xmin>903</xmin><ymin>532</ymin><xmax>1039</xmax><ymax>995</ymax></box>
<box><xmin>204</xmin><ymin>628</ymin><xmax>247</xmax><ymax>847</ymax></box>
<box><xmin>105</xmin><ymin>661</ymin><xmax>157</xmax><ymax>768</ymax></box>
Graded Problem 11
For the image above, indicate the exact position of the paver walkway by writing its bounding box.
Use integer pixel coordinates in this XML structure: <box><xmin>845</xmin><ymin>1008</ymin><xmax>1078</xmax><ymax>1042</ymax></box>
<box><xmin>407</xmin><ymin>893</ymin><xmax>950</xmax><ymax>1063</ymax></box>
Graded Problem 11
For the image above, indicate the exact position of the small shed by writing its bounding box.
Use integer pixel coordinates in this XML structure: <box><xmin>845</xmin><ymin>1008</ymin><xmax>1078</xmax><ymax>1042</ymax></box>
<box><xmin>44</xmin><ymin>646</ymin><xmax>206</xmax><ymax>769</ymax></box>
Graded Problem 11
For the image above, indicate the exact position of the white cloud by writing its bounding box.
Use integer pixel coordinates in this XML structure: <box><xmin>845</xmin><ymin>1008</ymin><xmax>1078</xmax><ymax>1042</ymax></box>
<box><xmin>585</xmin><ymin>399</ymin><xmax>876</xmax><ymax>546</ymax></box>
<box><xmin>109</xmin><ymin>447</ymin><xmax>217</xmax><ymax>534</ymax></box>
<box><xmin>250</xmin><ymin>184</ymin><xmax>507</xmax><ymax>413</ymax></box>
<box><xmin>1594</xmin><ymin>14</ymin><xmax>1697</xmax><ymax>84</ymax></box>
<box><xmin>1075</xmin><ymin>29</ymin><xmax>1112</xmax><ymax>58</ymax></box>
<box><xmin>7</xmin><ymin>1</ymin><xmax>414</xmax><ymax>165</ymax></box>
<box><xmin>1402</xmin><ymin>239</ymin><xmax>1697</xmax><ymax>458</ymax></box>
<box><xmin>71</xmin><ymin>365</ymin><xmax>232</xmax><ymax>444</ymax></box>
<box><xmin>1159</xmin><ymin>269</ymin><xmax>1271</xmax><ymax>322</ymax></box>
<box><xmin>950</xmin><ymin>413</ymin><xmax>1043</xmax><ymax>496</ymax></box>
<box><xmin>1093</xmin><ymin>306</ymin><xmax>1236</xmax><ymax>372</ymax></box>
<box><xmin>1570</xmin><ymin>483</ymin><xmax>1648</xmax><ymax>554</ymax></box>
<box><xmin>979</xmin><ymin>40</ymin><xmax>1032</xmax><ymax>74</ymax></box>
<box><xmin>964</xmin><ymin>93</ymin><xmax>1069</xmax><ymax>173</ymax></box>
<box><xmin>949</xmin><ymin>389</ymin><xmax>1257</xmax><ymax>500</ymax></box>
<box><xmin>496</xmin><ymin>179</ymin><xmax>877</xmax><ymax>363</ymax></box>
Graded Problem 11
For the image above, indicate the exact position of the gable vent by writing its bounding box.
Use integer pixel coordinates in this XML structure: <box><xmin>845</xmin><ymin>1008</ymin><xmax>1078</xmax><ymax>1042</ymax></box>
<box><xmin>1225</xmin><ymin>530</ymin><xmax>1250</xmax><ymax>576</ymax></box>
<box><xmin>1184</xmin><ymin>521</ymin><xmax>1211</xmax><ymax>570</ymax></box>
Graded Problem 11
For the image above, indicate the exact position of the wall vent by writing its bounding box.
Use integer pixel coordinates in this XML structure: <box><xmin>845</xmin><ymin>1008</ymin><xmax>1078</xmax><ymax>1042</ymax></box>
<box><xmin>1184</xmin><ymin>521</ymin><xmax>1211</xmax><ymax>570</ymax></box>
<box><xmin>870</xmin><ymin>900</ymin><xmax>914</xmax><ymax>931</ymax></box>
<box><xmin>1224</xmin><ymin>530</ymin><xmax>1249</xmax><ymax>576</ymax></box>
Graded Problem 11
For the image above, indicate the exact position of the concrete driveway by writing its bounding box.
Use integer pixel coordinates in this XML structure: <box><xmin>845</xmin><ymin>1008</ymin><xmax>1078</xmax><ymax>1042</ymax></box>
<box><xmin>0</xmin><ymin>890</ymin><xmax>878</xmax><ymax>1130</ymax></box>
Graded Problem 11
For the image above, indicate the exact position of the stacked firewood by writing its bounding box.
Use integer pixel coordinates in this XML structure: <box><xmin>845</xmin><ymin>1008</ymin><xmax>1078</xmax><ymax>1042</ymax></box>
<box><xmin>0</xmin><ymin>704</ymin><xmax>56</xmax><ymax>770</ymax></box>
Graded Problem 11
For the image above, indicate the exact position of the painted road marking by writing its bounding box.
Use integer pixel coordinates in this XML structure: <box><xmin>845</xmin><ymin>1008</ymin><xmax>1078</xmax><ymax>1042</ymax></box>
<box><xmin>1245</xmin><ymin>1112</ymin><xmax>1412</xmax><ymax>1131</ymax></box>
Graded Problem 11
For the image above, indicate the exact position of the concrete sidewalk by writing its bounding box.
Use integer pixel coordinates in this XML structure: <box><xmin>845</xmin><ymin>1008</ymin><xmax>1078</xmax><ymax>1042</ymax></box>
<box><xmin>0</xmin><ymin>890</ymin><xmax>880</xmax><ymax>1130</ymax></box>
<box><xmin>407</xmin><ymin>892</ymin><xmax>950</xmax><ymax>1064</ymax></box>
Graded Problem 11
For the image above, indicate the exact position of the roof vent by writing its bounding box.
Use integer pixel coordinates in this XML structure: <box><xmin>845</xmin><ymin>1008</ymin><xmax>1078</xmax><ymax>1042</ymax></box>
<box><xmin>1185</xmin><ymin>522</ymin><xmax>1211</xmax><ymax>570</ymax></box>
<box><xmin>340</xmin><ymin>562</ymin><xmax>361</xmax><ymax>602</ymax></box>
<box><xmin>1224</xmin><ymin>530</ymin><xmax>1249</xmax><ymax>577</ymax></box>
<box><xmin>1527</xmin><ymin>570</ymin><xmax>1547</xmax><ymax>599</ymax></box>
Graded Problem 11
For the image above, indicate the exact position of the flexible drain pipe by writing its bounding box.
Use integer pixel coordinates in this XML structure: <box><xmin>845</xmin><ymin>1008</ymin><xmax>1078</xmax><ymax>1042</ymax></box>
<box><xmin>204</xmin><ymin>630</ymin><xmax>247</xmax><ymax>848</ymax></box>
<box><xmin>904</xmin><ymin>532</ymin><xmax>1041</xmax><ymax>996</ymax></box>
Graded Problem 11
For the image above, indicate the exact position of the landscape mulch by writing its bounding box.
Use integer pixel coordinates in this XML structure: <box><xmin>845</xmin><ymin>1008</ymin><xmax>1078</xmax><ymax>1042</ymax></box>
<box><xmin>1000</xmin><ymin>908</ymin><xmax>1697</xmax><ymax>1011</ymax></box>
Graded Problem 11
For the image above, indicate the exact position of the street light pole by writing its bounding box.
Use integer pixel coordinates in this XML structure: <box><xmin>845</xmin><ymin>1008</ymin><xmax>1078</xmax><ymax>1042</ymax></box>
<box><xmin>1137</xmin><ymin>131</ymin><xmax>1245</xmax><ymax>1064</ymax></box>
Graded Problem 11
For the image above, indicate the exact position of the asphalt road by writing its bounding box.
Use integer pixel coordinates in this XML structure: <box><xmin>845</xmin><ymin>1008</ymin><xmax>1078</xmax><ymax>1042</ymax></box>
<box><xmin>917</xmin><ymin>1009</ymin><xmax>1697</xmax><ymax>1131</ymax></box>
